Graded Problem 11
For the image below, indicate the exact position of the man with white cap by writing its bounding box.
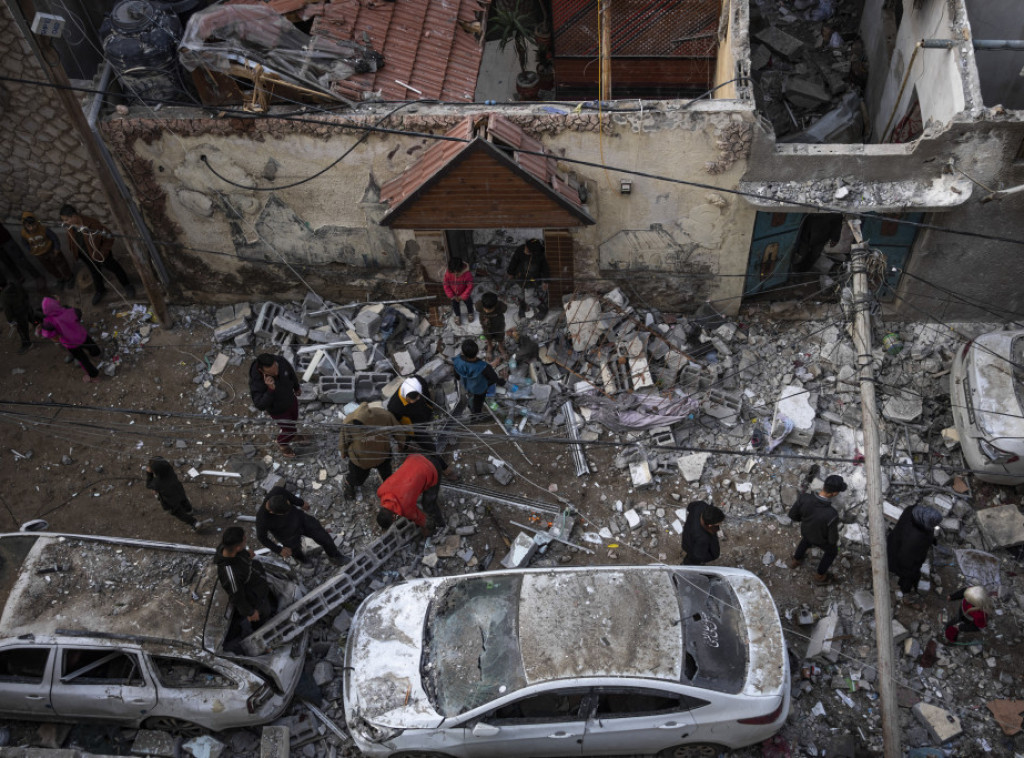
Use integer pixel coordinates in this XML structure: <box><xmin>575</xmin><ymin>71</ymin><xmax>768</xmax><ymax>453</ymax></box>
<box><xmin>386</xmin><ymin>375</ymin><xmax>459</xmax><ymax>479</ymax></box>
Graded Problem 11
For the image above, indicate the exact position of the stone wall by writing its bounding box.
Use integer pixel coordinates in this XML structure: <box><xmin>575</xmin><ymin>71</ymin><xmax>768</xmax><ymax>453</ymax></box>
<box><xmin>0</xmin><ymin>3</ymin><xmax>106</xmax><ymax>234</ymax></box>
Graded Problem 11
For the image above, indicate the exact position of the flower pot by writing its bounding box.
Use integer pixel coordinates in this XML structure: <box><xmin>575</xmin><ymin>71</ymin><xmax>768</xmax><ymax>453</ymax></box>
<box><xmin>537</xmin><ymin>61</ymin><xmax>554</xmax><ymax>90</ymax></box>
<box><xmin>516</xmin><ymin>70</ymin><xmax>540</xmax><ymax>100</ymax></box>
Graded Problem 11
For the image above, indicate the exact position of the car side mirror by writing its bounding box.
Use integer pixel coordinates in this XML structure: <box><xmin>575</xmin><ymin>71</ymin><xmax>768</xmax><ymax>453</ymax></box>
<box><xmin>472</xmin><ymin>722</ymin><xmax>500</xmax><ymax>737</ymax></box>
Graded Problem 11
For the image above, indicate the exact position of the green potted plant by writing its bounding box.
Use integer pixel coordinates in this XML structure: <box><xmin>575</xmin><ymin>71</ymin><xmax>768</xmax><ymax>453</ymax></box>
<box><xmin>489</xmin><ymin>0</ymin><xmax>540</xmax><ymax>99</ymax></box>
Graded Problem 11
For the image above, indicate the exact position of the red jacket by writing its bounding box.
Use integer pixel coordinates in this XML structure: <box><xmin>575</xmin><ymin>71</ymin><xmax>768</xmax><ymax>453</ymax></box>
<box><xmin>377</xmin><ymin>454</ymin><xmax>439</xmax><ymax>528</ymax></box>
<box><xmin>443</xmin><ymin>269</ymin><xmax>473</xmax><ymax>301</ymax></box>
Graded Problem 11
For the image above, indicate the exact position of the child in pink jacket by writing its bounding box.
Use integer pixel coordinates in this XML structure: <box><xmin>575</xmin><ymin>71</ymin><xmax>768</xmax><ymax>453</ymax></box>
<box><xmin>37</xmin><ymin>297</ymin><xmax>102</xmax><ymax>382</ymax></box>
<box><xmin>442</xmin><ymin>257</ymin><xmax>475</xmax><ymax>325</ymax></box>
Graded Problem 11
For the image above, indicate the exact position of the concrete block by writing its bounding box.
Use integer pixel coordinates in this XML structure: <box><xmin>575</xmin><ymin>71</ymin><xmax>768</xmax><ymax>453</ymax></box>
<box><xmin>254</xmin><ymin>302</ymin><xmax>285</xmax><ymax>338</ymax></box>
<box><xmin>306</xmin><ymin>328</ymin><xmax>339</xmax><ymax>343</ymax></box>
<box><xmin>755</xmin><ymin>26</ymin><xmax>805</xmax><ymax>58</ymax></box>
<box><xmin>354</xmin><ymin>372</ymin><xmax>392</xmax><ymax>403</ymax></box>
<box><xmin>261</xmin><ymin>473</ymin><xmax>284</xmax><ymax>492</ymax></box>
<box><xmin>565</xmin><ymin>297</ymin><xmax>603</xmax><ymax>352</ymax></box>
<box><xmin>353</xmin><ymin>309</ymin><xmax>381</xmax><ymax>339</ymax></box>
<box><xmin>891</xmin><ymin>619</ymin><xmax>909</xmax><ymax>644</ymax></box>
<box><xmin>913</xmin><ymin>702</ymin><xmax>962</xmax><ymax>744</ymax></box>
<box><xmin>273</xmin><ymin>315</ymin><xmax>309</xmax><ymax>338</ymax></box>
<box><xmin>318</xmin><ymin>375</ymin><xmax>356</xmax><ymax>404</ymax></box>
<box><xmin>775</xmin><ymin>384</ymin><xmax>816</xmax><ymax>446</ymax></box>
<box><xmin>976</xmin><ymin>504</ymin><xmax>1024</xmax><ymax>549</ymax></box>
<box><xmin>234</xmin><ymin>332</ymin><xmax>253</xmax><ymax>348</ymax></box>
<box><xmin>493</xmin><ymin>463</ymin><xmax>514</xmax><ymax>486</ymax></box>
<box><xmin>630</xmin><ymin>355</ymin><xmax>654</xmax><ymax>389</ymax></box>
<box><xmin>624</xmin><ymin>508</ymin><xmax>642</xmax><ymax>529</ymax></box>
<box><xmin>785</xmin><ymin>76</ymin><xmax>831</xmax><ymax>108</ymax></box>
<box><xmin>501</xmin><ymin>531</ymin><xmax>541</xmax><ymax>568</ymax></box>
<box><xmin>883</xmin><ymin>393</ymin><xmax>923</xmax><ymax>423</ymax></box>
<box><xmin>234</xmin><ymin>302</ymin><xmax>253</xmax><ymax>321</ymax></box>
<box><xmin>209</xmin><ymin>353</ymin><xmax>230</xmax><ymax>376</ymax></box>
<box><xmin>259</xmin><ymin>725</ymin><xmax>290</xmax><ymax>758</ymax></box>
<box><xmin>393</xmin><ymin>350</ymin><xmax>417</xmax><ymax>376</ymax></box>
<box><xmin>214</xmin><ymin>316</ymin><xmax>249</xmax><ymax>343</ymax></box>
<box><xmin>419</xmin><ymin>356</ymin><xmax>449</xmax><ymax>385</ymax></box>
<box><xmin>649</xmin><ymin>426</ymin><xmax>675</xmax><ymax>448</ymax></box>
<box><xmin>853</xmin><ymin>590</ymin><xmax>874</xmax><ymax>614</ymax></box>
<box><xmin>676</xmin><ymin>362</ymin><xmax>703</xmax><ymax>393</ymax></box>
<box><xmin>132</xmin><ymin>730</ymin><xmax>181</xmax><ymax>757</ymax></box>
<box><xmin>703</xmin><ymin>389</ymin><xmax>742</xmax><ymax>427</ymax></box>
<box><xmin>677</xmin><ymin>452</ymin><xmax>709</xmax><ymax>483</ymax></box>
<box><xmin>215</xmin><ymin>304</ymin><xmax>236</xmax><ymax>325</ymax></box>
<box><xmin>806</xmin><ymin>609</ymin><xmax>839</xmax><ymax>660</ymax></box>
<box><xmin>842</xmin><ymin>523</ymin><xmax>869</xmax><ymax>545</ymax></box>
<box><xmin>630</xmin><ymin>460</ymin><xmax>653</xmax><ymax>487</ymax></box>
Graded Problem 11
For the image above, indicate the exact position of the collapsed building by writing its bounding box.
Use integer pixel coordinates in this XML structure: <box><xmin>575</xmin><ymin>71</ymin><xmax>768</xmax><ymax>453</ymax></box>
<box><xmin>0</xmin><ymin>0</ymin><xmax>1023</xmax><ymax>320</ymax></box>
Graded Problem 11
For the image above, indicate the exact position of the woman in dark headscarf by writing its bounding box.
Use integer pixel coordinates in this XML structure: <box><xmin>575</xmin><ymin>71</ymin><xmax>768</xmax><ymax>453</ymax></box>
<box><xmin>887</xmin><ymin>504</ymin><xmax>942</xmax><ymax>595</ymax></box>
<box><xmin>146</xmin><ymin>457</ymin><xmax>198</xmax><ymax>529</ymax></box>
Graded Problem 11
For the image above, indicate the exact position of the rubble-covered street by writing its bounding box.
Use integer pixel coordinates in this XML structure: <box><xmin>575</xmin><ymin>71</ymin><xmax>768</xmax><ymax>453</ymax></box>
<box><xmin>2</xmin><ymin>283</ymin><xmax>1024</xmax><ymax>758</ymax></box>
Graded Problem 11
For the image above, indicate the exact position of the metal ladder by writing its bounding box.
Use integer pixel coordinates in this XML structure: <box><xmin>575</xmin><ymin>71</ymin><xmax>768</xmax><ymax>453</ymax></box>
<box><xmin>240</xmin><ymin>518</ymin><xmax>418</xmax><ymax>655</ymax></box>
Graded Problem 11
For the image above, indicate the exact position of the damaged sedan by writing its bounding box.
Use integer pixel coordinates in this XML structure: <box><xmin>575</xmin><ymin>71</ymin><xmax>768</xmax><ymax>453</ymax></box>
<box><xmin>344</xmin><ymin>565</ymin><xmax>789</xmax><ymax>757</ymax></box>
<box><xmin>0</xmin><ymin>532</ymin><xmax>308</xmax><ymax>733</ymax></box>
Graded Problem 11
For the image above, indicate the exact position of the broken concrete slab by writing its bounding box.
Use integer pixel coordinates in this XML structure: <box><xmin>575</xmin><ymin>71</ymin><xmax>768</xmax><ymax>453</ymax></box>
<box><xmin>975</xmin><ymin>504</ymin><xmax>1024</xmax><ymax>549</ymax></box>
<box><xmin>852</xmin><ymin>590</ymin><xmax>874</xmax><ymax>614</ymax></box>
<box><xmin>565</xmin><ymin>297</ymin><xmax>603</xmax><ymax>352</ymax></box>
<box><xmin>785</xmin><ymin>76</ymin><xmax>832</xmax><ymax>109</ymax></box>
<box><xmin>677</xmin><ymin>452</ymin><xmax>710</xmax><ymax>483</ymax></box>
<box><xmin>806</xmin><ymin>608</ymin><xmax>840</xmax><ymax>660</ymax></box>
<box><xmin>209</xmin><ymin>352</ymin><xmax>230</xmax><ymax>376</ymax></box>
<box><xmin>214</xmin><ymin>316</ymin><xmax>249</xmax><ymax>343</ymax></box>
<box><xmin>260</xmin><ymin>725</ymin><xmax>290</xmax><ymax>758</ymax></box>
<box><xmin>132</xmin><ymin>730</ymin><xmax>182</xmax><ymax>757</ymax></box>
<box><xmin>501</xmin><ymin>531</ymin><xmax>541</xmax><ymax>568</ymax></box>
<box><xmin>775</xmin><ymin>384</ymin><xmax>816</xmax><ymax>446</ymax></box>
<box><xmin>629</xmin><ymin>460</ymin><xmax>652</xmax><ymax>487</ymax></box>
<box><xmin>755</xmin><ymin>26</ymin><xmax>805</xmax><ymax>58</ymax></box>
<box><xmin>882</xmin><ymin>393</ymin><xmax>924</xmax><ymax>423</ymax></box>
<box><xmin>912</xmin><ymin>702</ymin><xmax>962</xmax><ymax>744</ymax></box>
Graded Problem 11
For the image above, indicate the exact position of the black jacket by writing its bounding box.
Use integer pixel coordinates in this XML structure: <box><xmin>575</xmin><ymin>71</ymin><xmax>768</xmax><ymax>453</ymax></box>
<box><xmin>215</xmin><ymin>548</ymin><xmax>269</xmax><ymax>618</ymax></box>
<box><xmin>386</xmin><ymin>375</ymin><xmax>434</xmax><ymax>427</ymax></box>
<box><xmin>146</xmin><ymin>469</ymin><xmax>192</xmax><ymax>514</ymax></box>
<box><xmin>249</xmin><ymin>356</ymin><xmax>300</xmax><ymax>415</ymax></box>
<box><xmin>680</xmin><ymin>501</ymin><xmax>720</xmax><ymax>566</ymax></box>
<box><xmin>256</xmin><ymin>487</ymin><xmax>306</xmax><ymax>554</ymax></box>
<box><xmin>507</xmin><ymin>243</ymin><xmax>550</xmax><ymax>283</ymax></box>
<box><xmin>1</xmin><ymin>280</ymin><xmax>31</xmax><ymax>321</ymax></box>
<box><xmin>788</xmin><ymin>492</ymin><xmax>839</xmax><ymax>548</ymax></box>
<box><xmin>887</xmin><ymin>507</ymin><xmax>936</xmax><ymax>575</ymax></box>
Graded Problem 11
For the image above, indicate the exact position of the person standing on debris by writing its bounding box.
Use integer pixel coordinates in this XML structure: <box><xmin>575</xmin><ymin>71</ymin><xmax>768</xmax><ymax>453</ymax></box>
<box><xmin>680</xmin><ymin>501</ymin><xmax>726</xmax><ymax>566</ymax></box>
<box><xmin>786</xmin><ymin>474</ymin><xmax>847</xmax><ymax>585</ymax></box>
<box><xmin>453</xmin><ymin>338</ymin><xmax>506</xmax><ymax>422</ymax></box>
<box><xmin>0</xmin><ymin>222</ymin><xmax>38</xmax><ymax>286</ymax></box>
<box><xmin>215</xmin><ymin>527</ymin><xmax>272</xmax><ymax>635</ymax></box>
<box><xmin>249</xmin><ymin>352</ymin><xmax>303</xmax><ymax>458</ymax></box>
<box><xmin>59</xmin><ymin>204</ymin><xmax>135</xmax><ymax>305</ymax></box>
<box><xmin>1</xmin><ymin>278</ymin><xmax>35</xmax><ymax>354</ymax></box>
<box><xmin>887</xmin><ymin>504</ymin><xmax>941</xmax><ymax>600</ymax></box>
<box><xmin>339</xmin><ymin>402</ymin><xmax>400</xmax><ymax>499</ymax></box>
<box><xmin>506</xmin><ymin>238</ymin><xmax>550</xmax><ymax>319</ymax></box>
<box><xmin>478</xmin><ymin>292</ymin><xmax>509</xmax><ymax>363</ymax></box>
<box><xmin>256</xmin><ymin>486</ymin><xmax>347</xmax><ymax>567</ymax></box>
<box><xmin>443</xmin><ymin>257</ymin><xmax>475</xmax><ymax>326</ymax></box>
<box><xmin>376</xmin><ymin>453</ymin><xmax>445</xmax><ymax>537</ymax></box>
<box><xmin>386</xmin><ymin>375</ymin><xmax>459</xmax><ymax>480</ymax></box>
<box><xmin>146</xmin><ymin>457</ymin><xmax>201</xmax><ymax>530</ymax></box>
<box><xmin>21</xmin><ymin>212</ymin><xmax>73</xmax><ymax>290</ymax></box>
<box><xmin>37</xmin><ymin>296</ymin><xmax>102</xmax><ymax>382</ymax></box>
<box><xmin>944</xmin><ymin>586</ymin><xmax>991</xmax><ymax>643</ymax></box>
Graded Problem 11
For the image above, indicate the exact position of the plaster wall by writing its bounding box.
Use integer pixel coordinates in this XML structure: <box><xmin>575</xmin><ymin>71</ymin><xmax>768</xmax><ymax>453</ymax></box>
<box><xmin>870</xmin><ymin>0</ymin><xmax>966</xmax><ymax>143</ymax></box>
<box><xmin>106</xmin><ymin>102</ymin><xmax>758</xmax><ymax>313</ymax></box>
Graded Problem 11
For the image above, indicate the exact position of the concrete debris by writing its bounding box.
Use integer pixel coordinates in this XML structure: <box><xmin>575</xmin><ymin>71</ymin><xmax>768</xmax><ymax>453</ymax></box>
<box><xmin>132</xmin><ymin>730</ymin><xmax>181</xmax><ymax>757</ymax></box>
<box><xmin>913</xmin><ymin>702</ymin><xmax>963</xmax><ymax>744</ymax></box>
<box><xmin>975</xmin><ymin>504</ymin><xmax>1024</xmax><ymax>549</ymax></box>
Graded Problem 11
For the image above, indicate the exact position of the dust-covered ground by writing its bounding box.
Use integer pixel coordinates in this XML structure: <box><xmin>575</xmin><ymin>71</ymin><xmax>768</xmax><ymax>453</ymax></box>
<box><xmin>1</xmin><ymin>292</ymin><xmax>1023</xmax><ymax>757</ymax></box>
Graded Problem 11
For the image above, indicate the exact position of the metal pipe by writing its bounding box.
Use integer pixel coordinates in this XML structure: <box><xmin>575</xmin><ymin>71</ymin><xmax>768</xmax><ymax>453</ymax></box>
<box><xmin>922</xmin><ymin>38</ymin><xmax>1024</xmax><ymax>50</ymax></box>
<box><xmin>87</xmin><ymin>62</ymin><xmax>171</xmax><ymax>286</ymax></box>
<box><xmin>440</xmin><ymin>482</ymin><xmax>561</xmax><ymax>515</ymax></box>
<box><xmin>562</xmin><ymin>400</ymin><xmax>590</xmax><ymax>476</ymax></box>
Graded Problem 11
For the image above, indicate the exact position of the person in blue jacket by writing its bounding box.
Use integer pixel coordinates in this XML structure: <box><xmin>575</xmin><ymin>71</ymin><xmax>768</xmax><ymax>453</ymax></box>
<box><xmin>452</xmin><ymin>338</ymin><xmax>506</xmax><ymax>422</ymax></box>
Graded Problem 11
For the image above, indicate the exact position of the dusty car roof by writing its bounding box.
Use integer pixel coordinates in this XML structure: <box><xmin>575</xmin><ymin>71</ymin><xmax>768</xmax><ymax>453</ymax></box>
<box><xmin>968</xmin><ymin>331</ymin><xmax>1024</xmax><ymax>442</ymax></box>
<box><xmin>519</xmin><ymin>570</ymin><xmax>683</xmax><ymax>683</ymax></box>
<box><xmin>0</xmin><ymin>533</ymin><xmax>217</xmax><ymax>645</ymax></box>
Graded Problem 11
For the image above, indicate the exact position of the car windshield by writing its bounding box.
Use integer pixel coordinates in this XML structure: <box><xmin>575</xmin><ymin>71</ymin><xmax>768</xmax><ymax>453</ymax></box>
<box><xmin>671</xmin><ymin>571</ymin><xmax>747</xmax><ymax>694</ymax></box>
<box><xmin>423</xmin><ymin>575</ymin><xmax>527</xmax><ymax>717</ymax></box>
<box><xmin>1013</xmin><ymin>337</ymin><xmax>1024</xmax><ymax>410</ymax></box>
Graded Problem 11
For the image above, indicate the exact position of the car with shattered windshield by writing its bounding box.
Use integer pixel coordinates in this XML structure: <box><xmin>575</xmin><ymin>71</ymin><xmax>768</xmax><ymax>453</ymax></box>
<box><xmin>950</xmin><ymin>328</ymin><xmax>1024</xmax><ymax>485</ymax></box>
<box><xmin>0</xmin><ymin>532</ymin><xmax>308</xmax><ymax>733</ymax></box>
<box><xmin>344</xmin><ymin>565</ymin><xmax>789</xmax><ymax>757</ymax></box>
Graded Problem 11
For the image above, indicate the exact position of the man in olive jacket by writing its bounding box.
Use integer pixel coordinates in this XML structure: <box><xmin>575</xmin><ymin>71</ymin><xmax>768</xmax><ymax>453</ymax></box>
<box><xmin>339</xmin><ymin>402</ymin><xmax>400</xmax><ymax>499</ymax></box>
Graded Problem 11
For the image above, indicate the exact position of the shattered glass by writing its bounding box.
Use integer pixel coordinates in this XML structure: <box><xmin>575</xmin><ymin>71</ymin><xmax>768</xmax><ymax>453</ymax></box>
<box><xmin>424</xmin><ymin>575</ymin><xmax>526</xmax><ymax>717</ymax></box>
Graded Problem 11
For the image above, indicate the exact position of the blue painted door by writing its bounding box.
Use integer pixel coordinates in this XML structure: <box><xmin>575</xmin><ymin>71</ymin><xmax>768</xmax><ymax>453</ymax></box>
<box><xmin>861</xmin><ymin>212</ymin><xmax>923</xmax><ymax>301</ymax></box>
<box><xmin>744</xmin><ymin>212</ymin><xmax>802</xmax><ymax>296</ymax></box>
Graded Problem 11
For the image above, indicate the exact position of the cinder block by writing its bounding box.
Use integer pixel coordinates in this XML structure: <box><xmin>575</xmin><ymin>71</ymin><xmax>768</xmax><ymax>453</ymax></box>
<box><xmin>307</xmin><ymin>328</ymin><xmax>340</xmax><ymax>343</ymax></box>
<box><xmin>273</xmin><ymin>315</ymin><xmax>309</xmax><ymax>338</ymax></box>
<box><xmin>703</xmin><ymin>389</ymin><xmax>741</xmax><ymax>427</ymax></box>
<box><xmin>393</xmin><ymin>350</ymin><xmax>417</xmax><ymax>376</ymax></box>
<box><xmin>353</xmin><ymin>309</ymin><xmax>381</xmax><ymax>339</ymax></box>
<box><xmin>214</xmin><ymin>316</ymin><xmax>249</xmax><ymax>343</ymax></box>
<box><xmin>254</xmin><ymin>302</ymin><xmax>285</xmax><ymax>339</ymax></box>
<box><xmin>260</xmin><ymin>725</ymin><xmax>290</xmax><ymax>758</ymax></box>
<box><xmin>353</xmin><ymin>372</ymin><xmax>393</xmax><ymax>403</ymax></box>
<box><xmin>677</xmin><ymin>362</ymin><xmax>704</xmax><ymax>394</ymax></box>
<box><xmin>269</xmin><ymin>329</ymin><xmax>294</xmax><ymax>348</ymax></box>
<box><xmin>318</xmin><ymin>375</ymin><xmax>356</xmax><ymax>403</ymax></box>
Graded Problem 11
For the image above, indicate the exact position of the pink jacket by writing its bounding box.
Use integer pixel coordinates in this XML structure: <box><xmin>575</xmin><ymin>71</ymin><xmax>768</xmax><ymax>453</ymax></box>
<box><xmin>38</xmin><ymin>297</ymin><xmax>88</xmax><ymax>349</ymax></box>
<box><xmin>443</xmin><ymin>268</ymin><xmax>473</xmax><ymax>301</ymax></box>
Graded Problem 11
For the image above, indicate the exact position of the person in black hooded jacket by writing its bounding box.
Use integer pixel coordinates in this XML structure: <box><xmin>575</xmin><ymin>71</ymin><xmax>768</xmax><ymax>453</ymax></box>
<box><xmin>787</xmin><ymin>474</ymin><xmax>847</xmax><ymax>585</ymax></box>
<box><xmin>680</xmin><ymin>501</ymin><xmax>725</xmax><ymax>566</ymax></box>
<box><xmin>215</xmin><ymin>527</ymin><xmax>272</xmax><ymax>636</ymax></box>
<box><xmin>249</xmin><ymin>353</ymin><xmax>302</xmax><ymax>457</ymax></box>
<box><xmin>146</xmin><ymin>457</ymin><xmax>198</xmax><ymax>529</ymax></box>
<box><xmin>887</xmin><ymin>504</ymin><xmax>940</xmax><ymax>594</ymax></box>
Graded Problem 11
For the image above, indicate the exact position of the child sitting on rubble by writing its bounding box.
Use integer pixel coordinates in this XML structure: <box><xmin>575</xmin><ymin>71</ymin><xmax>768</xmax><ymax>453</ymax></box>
<box><xmin>453</xmin><ymin>338</ymin><xmax>506</xmax><ymax>422</ymax></box>
<box><xmin>478</xmin><ymin>291</ymin><xmax>508</xmax><ymax>363</ymax></box>
<box><xmin>944</xmin><ymin>585</ymin><xmax>991</xmax><ymax>643</ymax></box>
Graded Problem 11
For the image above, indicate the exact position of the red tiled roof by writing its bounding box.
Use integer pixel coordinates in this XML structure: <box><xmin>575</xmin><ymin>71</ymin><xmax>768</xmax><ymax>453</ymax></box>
<box><xmin>308</xmin><ymin>0</ymin><xmax>489</xmax><ymax>102</ymax></box>
<box><xmin>379</xmin><ymin>113</ymin><xmax>592</xmax><ymax>222</ymax></box>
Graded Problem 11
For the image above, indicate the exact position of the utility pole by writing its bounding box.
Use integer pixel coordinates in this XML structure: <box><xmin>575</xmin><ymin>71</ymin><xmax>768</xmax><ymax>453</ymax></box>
<box><xmin>848</xmin><ymin>219</ymin><xmax>900</xmax><ymax>758</ymax></box>
<box><xmin>8</xmin><ymin>0</ymin><xmax>169</xmax><ymax>324</ymax></box>
<box><xmin>599</xmin><ymin>0</ymin><xmax>611</xmax><ymax>100</ymax></box>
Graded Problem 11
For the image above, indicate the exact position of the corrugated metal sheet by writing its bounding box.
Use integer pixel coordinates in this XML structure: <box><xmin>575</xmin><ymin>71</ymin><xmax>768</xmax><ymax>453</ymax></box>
<box><xmin>379</xmin><ymin>114</ymin><xmax>592</xmax><ymax>226</ymax></box>
<box><xmin>554</xmin><ymin>0</ymin><xmax>720</xmax><ymax>58</ymax></box>
<box><xmin>306</xmin><ymin>0</ymin><xmax>488</xmax><ymax>101</ymax></box>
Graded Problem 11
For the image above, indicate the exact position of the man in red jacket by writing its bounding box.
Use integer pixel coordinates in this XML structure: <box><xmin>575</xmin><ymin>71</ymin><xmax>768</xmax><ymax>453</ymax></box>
<box><xmin>376</xmin><ymin>454</ymin><xmax>444</xmax><ymax>536</ymax></box>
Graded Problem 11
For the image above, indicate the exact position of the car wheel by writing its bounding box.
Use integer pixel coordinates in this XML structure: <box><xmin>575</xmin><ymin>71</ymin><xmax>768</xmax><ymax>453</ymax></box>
<box><xmin>142</xmin><ymin>716</ymin><xmax>206</xmax><ymax>736</ymax></box>
<box><xmin>657</xmin><ymin>744</ymin><xmax>725</xmax><ymax>758</ymax></box>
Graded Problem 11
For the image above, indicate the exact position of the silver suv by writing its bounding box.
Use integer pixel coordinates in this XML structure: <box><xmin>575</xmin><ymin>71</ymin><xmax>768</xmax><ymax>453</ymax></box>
<box><xmin>0</xmin><ymin>532</ymin><xmax>308</xmax><ymax>733</ymax></box>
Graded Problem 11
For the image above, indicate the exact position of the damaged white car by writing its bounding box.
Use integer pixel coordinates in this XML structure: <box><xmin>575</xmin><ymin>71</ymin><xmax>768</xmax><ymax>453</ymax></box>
<box><xmin>950</xmin><ymin>328</ymin><xmax>1024</xmax><ymax>485</ymax></box>
<box><xmin>0</xmin><ymin>532</ymin><xmax>308</xmax><ymax>733</ymax></box>
<box><xmin>344</xmin><ymin>565</ymin><xmax>789</xmax><ymax>757</ymax></box>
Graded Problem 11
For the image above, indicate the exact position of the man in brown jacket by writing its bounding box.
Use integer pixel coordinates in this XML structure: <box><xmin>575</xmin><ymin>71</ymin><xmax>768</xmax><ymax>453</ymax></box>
<box><xmin>339</xmin><ymin>402</ymin><xmax>400</xmax><ymax>499</ymax></box>
<box><xmin>59</xmin><ymin>204</ymin><xmax>135</xmax><ymax>305</ymax></box>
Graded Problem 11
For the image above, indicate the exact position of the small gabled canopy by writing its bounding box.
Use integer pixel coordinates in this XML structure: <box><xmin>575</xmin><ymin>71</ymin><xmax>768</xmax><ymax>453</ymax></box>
<box><xmin>379</xmin><ymin>113</ymin><xmax>594</xmax><ymax>229</ymax></box>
